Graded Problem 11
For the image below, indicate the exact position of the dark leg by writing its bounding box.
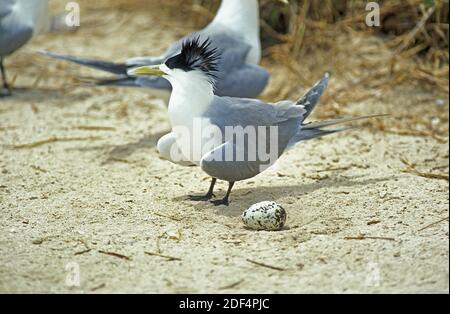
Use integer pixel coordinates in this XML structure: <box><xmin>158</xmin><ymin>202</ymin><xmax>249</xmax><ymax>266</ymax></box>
<box><xmin>211</xmin><ymin>181</ymin><xmax>235</xmax><ymax>206</ymax></box>
<box><xmin>188</xmin><ymin>178</ymin><xmax>217</xmax><ymax>201</ymax></box>
<box><xmin>0</xmin><ymin>57</ymin><xmax>11</xmax><ymax>97</ymax></box>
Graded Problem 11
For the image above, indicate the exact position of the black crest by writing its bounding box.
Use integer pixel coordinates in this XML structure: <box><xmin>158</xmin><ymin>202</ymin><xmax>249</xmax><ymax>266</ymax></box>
<box><xmin>165</xmin><ymin>37</ymin><xmax>220</xmax><ymax>82</ymax></box>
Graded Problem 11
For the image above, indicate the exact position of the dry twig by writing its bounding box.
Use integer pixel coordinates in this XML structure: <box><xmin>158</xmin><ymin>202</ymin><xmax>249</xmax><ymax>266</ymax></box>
<box><xmin>246</xmin><ymin>259</ymin><xmax>287</xmax><ymax>271</ymax></box>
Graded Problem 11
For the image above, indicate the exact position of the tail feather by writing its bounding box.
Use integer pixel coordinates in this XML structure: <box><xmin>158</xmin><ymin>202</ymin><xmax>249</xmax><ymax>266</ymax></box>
<box><xmin>297</xmin><ymin>126</ymin><xmax>356</xmax><ymax>141</ymax></box>
<box><xmin>291</xmin><ymin>114</ymin><xmax>388</xmax><ymax>144</ymax></box>
<box><xmin>302</xmin><ymin>114</ymin><xmax>389</xmax><ymax>129</ymax></box>
<box><xmin>291</xmin><ymin>73</ymin><xmax>387</xmax><ymax>145</ymax></box>
<box><xmin>40</xmin><ymin>50</ymin><xmax>128</xmax><ymax>75</ymax></box>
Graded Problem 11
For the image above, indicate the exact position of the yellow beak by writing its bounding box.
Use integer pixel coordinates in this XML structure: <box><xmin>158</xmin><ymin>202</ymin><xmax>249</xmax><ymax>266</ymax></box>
<box><xmin>128</xmin><ymin>65</ymin><xmax>166</xmax><ymax>77</ymax></box>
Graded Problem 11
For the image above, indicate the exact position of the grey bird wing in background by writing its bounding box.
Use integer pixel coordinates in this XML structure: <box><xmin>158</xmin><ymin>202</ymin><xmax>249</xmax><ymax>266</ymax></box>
<box><xmin>41</xmin><ymin>31</ymin><xmax>269</xmax><ymax>98</ymax></box>
<box><xmin>210</xmin><ymin>33</ymin><xmax>268</xmax><ymax>98</ymax></box>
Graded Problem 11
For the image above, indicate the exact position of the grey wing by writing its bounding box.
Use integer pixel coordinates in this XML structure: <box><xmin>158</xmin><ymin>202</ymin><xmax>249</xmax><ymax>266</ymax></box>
<box><xmin>206</xmin><ymin>97</ymin><xmax>305</xmax><ymax>158</ymax></box>
<box><xmin>215</xmin><ymin>61</ymin><xmax>269</xmax><ymax>98</ymax></box>
<box><xmin>0</xmin><ymin>1</ymin><xmax>33</xmax><ymax>56</ymax></box>
<box><xmin>201</xmin><ymin>103</ymin><xmax>304</xmax><ymax>182</ymax></box>
<box><xmin>209</xmin><ymin>33</ymin><xmax>268</xmax><ymax>98</ymax></box>
<box><xmin>207</xmin><ymin>97</ymin><xmax>305</xmax><ymax>129</ymax></box>
<box><xmin>201</xmin><ymin>99</ymin><xmax>306</xmax><ymax>181</ymax></box>
<box><xmin>200</xmin><ymin>117</ymin><xmax>302</xmax><ymax>182</ymax></box>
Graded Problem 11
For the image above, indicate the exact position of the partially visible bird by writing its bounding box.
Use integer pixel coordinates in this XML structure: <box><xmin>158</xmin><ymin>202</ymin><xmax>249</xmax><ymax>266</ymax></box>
<box><xmin>41</xmin><ymin>0</ymin><xmax>269</xmax><ymax>98</ymax></box>
<box><xmin>128</xmin><ymin>38</ymin><xmax>385</xmax><ymax>206</ymax></box>
<box><xmin>0</xmin><ymin>0</ymin><xmax>49</xmax><ymax>96</ymax></box>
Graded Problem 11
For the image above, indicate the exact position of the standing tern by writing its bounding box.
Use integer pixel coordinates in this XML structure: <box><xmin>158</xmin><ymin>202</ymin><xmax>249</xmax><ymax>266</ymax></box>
<box><xmin>128</xmin><ymin>38</ymin><xmax>385</xmax><ymax>206</ymax></box>
<box><xmin>0</xmin><ymin>0</ymin><xmax>49</xmax><ymax>96</ymax></box>
<box><xmin>42</xmin><ymin>0</ymin><xmax>269</xmax><ymax>98</ymax></box>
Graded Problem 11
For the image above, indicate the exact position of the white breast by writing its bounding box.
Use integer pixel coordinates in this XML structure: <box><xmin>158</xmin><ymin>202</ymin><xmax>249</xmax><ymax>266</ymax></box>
<box><xmin>165</xmin><ymin>68</ymin><xmax>220</xmax><ymax>165</ymax></box>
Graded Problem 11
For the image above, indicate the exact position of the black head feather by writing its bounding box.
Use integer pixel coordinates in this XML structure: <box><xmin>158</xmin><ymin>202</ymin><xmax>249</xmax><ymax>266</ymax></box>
<box><xmin>164</xmin><ymin>37</ymin><xmax>220</xmax><ymax>83</ymax></box>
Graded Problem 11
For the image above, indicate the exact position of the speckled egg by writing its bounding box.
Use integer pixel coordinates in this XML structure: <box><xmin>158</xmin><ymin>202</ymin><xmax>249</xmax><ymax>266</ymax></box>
<box><xmin>242</xmin><ymin>201</ymin><xmax>287</xmax><ymax>231</ymax></box>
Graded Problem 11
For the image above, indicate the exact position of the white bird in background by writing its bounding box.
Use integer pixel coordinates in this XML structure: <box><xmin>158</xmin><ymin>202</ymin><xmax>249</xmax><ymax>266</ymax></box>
<box><xmin>129</xmin><ymin>38</ymin><xmax>385</xmax><ymax>206</ymax></box>
<box><xmin>42</xmin><ymin>0</ymin><xmax>270</xmax><ymax>98</ymax></box>
<box><xmin>0</xmin><ymin>0</ymin><xmax>49</xmax><ymax>97</ymax></box>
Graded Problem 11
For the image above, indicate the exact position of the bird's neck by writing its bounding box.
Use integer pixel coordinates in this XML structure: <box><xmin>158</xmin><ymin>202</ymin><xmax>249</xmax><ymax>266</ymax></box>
<box><xmin>167</xmin><ymin>73</ymin><xmax>215</xmax><ymax>127</ymax></box>
<box><xmin>207</xmin><ymin>0</ymin><xmax>261</xmax><ymax>63</ymax></box>
<box><xmin>211</xmin><ymin>0</ymin><xmax>259</xmax><ymax>30</ymax></box>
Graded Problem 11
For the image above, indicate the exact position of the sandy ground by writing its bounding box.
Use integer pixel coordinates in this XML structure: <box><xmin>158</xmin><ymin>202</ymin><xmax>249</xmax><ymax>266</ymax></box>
<box><xmin>0</xmin><ymin>1</ymin><xmax>449</xmax><ymax>293</ymax></box>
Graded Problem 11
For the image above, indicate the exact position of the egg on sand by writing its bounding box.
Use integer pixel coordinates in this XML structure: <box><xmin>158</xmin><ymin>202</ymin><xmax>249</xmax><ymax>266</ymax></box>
<box><xmin>242</xmin><ymin>201</ymin><xmax>287</xmax><ymax>231</ymax></box>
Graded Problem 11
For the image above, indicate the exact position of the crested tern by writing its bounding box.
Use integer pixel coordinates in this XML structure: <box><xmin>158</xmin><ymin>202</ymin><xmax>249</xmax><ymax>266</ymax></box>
<box><xmin>0</xmin><ymin>0</ymin><xmax>49</xmax><ymax>96</ymax></box>
<box><xmin>42</xmin><ymin>0</ymin><xmax>269</xmax><ymax>98</ymax></box>
<box><xmin>128</xmin><ymin>38</ymin><xmax>385</xmax><ymax>206</ymax></box>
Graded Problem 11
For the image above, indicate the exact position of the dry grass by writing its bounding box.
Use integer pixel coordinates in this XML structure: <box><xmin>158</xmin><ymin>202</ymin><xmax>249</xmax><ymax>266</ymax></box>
<box><xmin>401</xmin><ymin>157</ymin><xmax>449</xmax><ymax>181</ymax></box>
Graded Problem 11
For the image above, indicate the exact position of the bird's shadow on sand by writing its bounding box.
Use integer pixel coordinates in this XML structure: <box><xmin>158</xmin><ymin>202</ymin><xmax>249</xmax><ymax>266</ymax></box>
<box><xmin>104</xmin><ymin>131</ymin><xmax>168</xmax><ymax>162</ymax></box>
<box><xmin>173</xmin><ymin>176</ymin><xmax>392</xmax><ymax>217</ymax></box>
<box><xmin>66</xmin><ymin>130</ymin><xmax>168</xmax><ymax>162</ymax></box>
